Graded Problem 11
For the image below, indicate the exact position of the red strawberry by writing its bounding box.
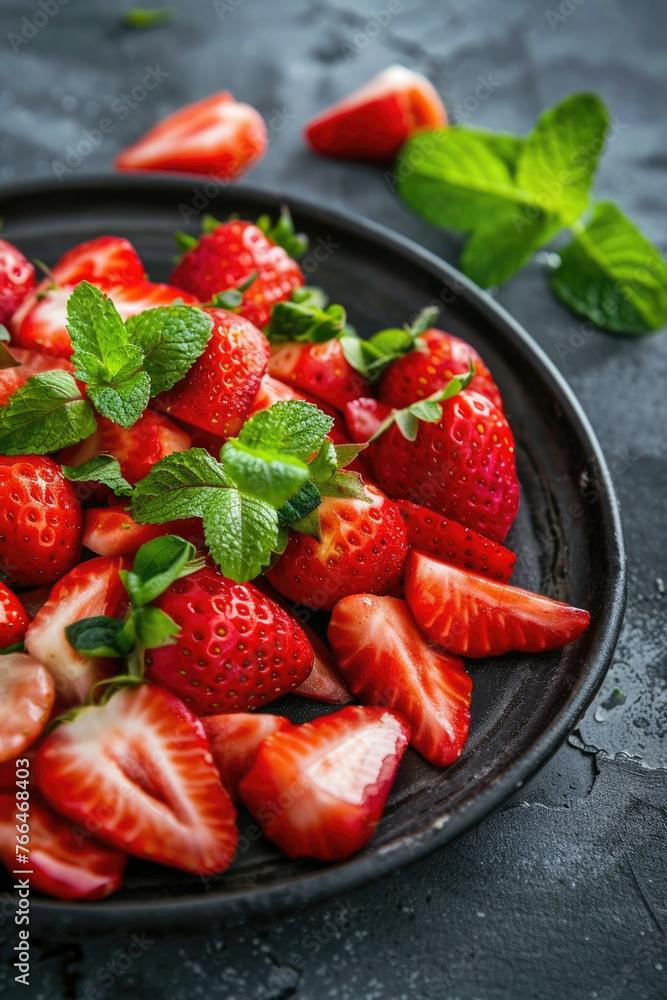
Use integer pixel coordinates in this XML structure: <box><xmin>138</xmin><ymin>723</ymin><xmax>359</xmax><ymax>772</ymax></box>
<box><xmin>0</xmin><ymin>237</ymin><xmax>35</xmax><ymax>325</ymax></box>
<box><xmin>0</xmin><ymin>581</ymin><xmax>29</xmax><ymax>646</ymax></box>
<box><xmin>171</xmin><ymin>220</ymin><xmax>304</xmax><ymax>331</ymax></box>
<box><xmin>344</xmin><ymin>395</ymin><xmax>390</xmax><ymax>443</ymax></box>
<box><xmin>268</xmin><ymin>338</ymin><xmax>369</xmax><ymax>412</ymax></box>
<box><xmin>239</xmin><ymin>704</ymin><xmax>410</xmax><ymax>861</ymax></box>
<box><xmin>395</xmin><ymin>499</ymin><xmax>515</xmax><ymax>582</ymax></box>
<box><xmin>144</xmin><ymin>565</ymin><xmax>314</xmax><ymax>714</ymax></box>
<box><xmin>35</xmin><ymin>684</ymin><xmax>238</xmax><ymax>874</ymax></box>
<box><xmin>202</xmin><ymin>712</ymin><xmax>291</xmax><ymax>800</ymax></box>
<box><xmin>59</xmin><ymin>409</ymin><xmax>191</xmax><ymax>490</ymax></box>
<box><xmin>249</xmin><ymin>373</ymin><xmax>338</xmax><ymax>420</ymax></box>
<box><xmin>152</xmin><ymin>308</ymin><xmax>270</xmax><ymax>437</ymax></box>
<box><xmin>115</xmin><ymin>91</ymin><xmax>267</xmax><ymax>179</ymax></box>
<box><xmin>351</xmin><ymin>390</ymin><xmax>519</xmax><ymax>544</ymax></box>
<box><xmin>25</xmin><ymin>556</ymin><xmax>130</xmax><ymax>704</ymax></box>
<box><xmin>0</xmin><ymin>652</ymin><xmax>55</xmax><ymax>761</ymax></box>
<box><xmin>83</xmin><ymin>506</ymin><xmax>204</xmax><ymax>557</ymax></box>
<box><xmin>304</xmin><ymin>65</ymin><xmax>447</xmax><ymax>162</ymax></box>
<box><xmin>0</xmin><ymin>347</ymin><xmax>74</xmax><ymax>407</ymax></box>
<box><xmin>328</xmin><ymin>595</ymin><xmax>471</xmax><ymax>766</ymax></box>
<box><xmin>378</xmin><ymin>327</ymin><xmax>504</xmax><ymax>412</ymax></box>
<box><xmin>266</xmin><ymin>484</ymin><xmax>408</xmax><ymax>611</ymax></box>
<box><xmin>0</xmin><ymin>792</ymin><xmax>126</xmax><ymax>901</ymax></box>
<box><xmin>0</xmin><ymin>455</ymin><xmax>82</xmax><ymax>586</ymax></box>
<box><xmin>405</xmin><ymin>550</ymin><xmax>591</xmax><ymax>657</ymax></box>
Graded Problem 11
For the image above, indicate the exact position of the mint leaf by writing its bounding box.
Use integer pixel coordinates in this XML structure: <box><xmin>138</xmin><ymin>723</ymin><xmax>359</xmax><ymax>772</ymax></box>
<box><xmin>277</xmin><ymin>480</ymin><xmax>322</xmax><ymax>529</ymax></box>
<box><xmin>267</xmin><ymin>300</ymin><xmax>346</xmax><ymax>344</ymax></box>
<box><xmin>204</xmin><ymin>490</ymin><xmax>282</xmax><ymax>582</ymax></box>
<box><xmin>461</xmin><ymin>207</ymin><xmax>562</xmax><ymax>288</ymax></box>
<box><xmin>517</xmin><ymin>93</ymin><xmax>609</xmax><ymax>226</ymax></box>
<box><xmin>0</xmin><ymin>343</ymin><xmax>20</xmax><ymax>370</ymax></box>
<box><xmin>125</xmin><ymin>305</ymin><xmax>213</xmax><ymax>394</ymax></box>
<box><xmin>61</xmin><ymin>454</ymin><xmax>133</xmax><ymax>497</ymax></box>
<box><xmin>132</xmin><ymin>449</ymin><xmax>233</xmax><ymax>522</ymax></box>
<box><xmin>86</xmin><ymin>367</ymin><xmax>151</xmax><ymax>430</ymax></box>
<box><xmin>65</xmin><ymin>616</ymin><xmax>134</xmax><ymax>658</ymax></box>
<box><xmin>221</xmin><ymin>440</ymin><xmax>310</xmax><ymax>509</ymax></box>
<box><xmin>67</xmin><ymin>281</ymin><xmax>127</xmax><ymax>374</ymax></box>
<box><xmin>121</xmin><ymin>535</ymin><xmax>203</xmax><ymax>606</ymax></box>
<box><xmin>256</xmin><ymin>206</ymin><xmax>308</xmax><ymax>258</ymax></box>
<box><xmin>551</xmin><ymin>202</ymin><xmax>667</xmax><ymax>334</ymax></box>
<box><xmin>131</xmin><ymin>605</ymin><xmax>180</xmax><ymax>648</ymax></box>
<box><xmin>0</xmin><ymin>371</ymin><xmax>96</xmax><ymax>455</ymax></box>
<box><xmin>237</xmin><ymin>400</ymin><xmax>333</xmax><ymax>462</ymax></box>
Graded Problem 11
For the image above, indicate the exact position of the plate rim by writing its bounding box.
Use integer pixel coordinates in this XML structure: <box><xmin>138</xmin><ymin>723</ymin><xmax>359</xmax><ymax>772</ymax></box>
<box><xmin>0</xmin><ymin>175</ymin><xmax>626</xmax><ymax>929</ymax></box>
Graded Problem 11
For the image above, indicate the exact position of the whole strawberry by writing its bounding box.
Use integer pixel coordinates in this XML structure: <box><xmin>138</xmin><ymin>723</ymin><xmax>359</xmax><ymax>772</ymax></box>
<box><xmin>144</xmin><ymin>565</ymin><xmax>314</xmax><ymax>714</ymax></box>
<box><xmin>0</xmin><ymin>455</ymin><xmax>83</xmax><ymax>586</ymax></box>
<box><xmin>171</xmin><ymin>217</ymin><xmax>304</xmax><ymax>330</ymax></box>
<box><xmin>0</xmin><ymin>237</ymin><xmax>35</xmax><ymax>325</ymax></box>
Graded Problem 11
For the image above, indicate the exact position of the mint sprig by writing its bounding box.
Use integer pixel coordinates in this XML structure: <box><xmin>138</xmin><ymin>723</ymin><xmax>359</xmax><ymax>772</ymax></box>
<box><xmin>61</xmin><ymin>454</ymin><xmax>133</xmax><ymax>497</ymax></box>
<box><xmin>0</xmin><ymin>371</ymin><xmax>97</xmax><ymax>455</ymax></box>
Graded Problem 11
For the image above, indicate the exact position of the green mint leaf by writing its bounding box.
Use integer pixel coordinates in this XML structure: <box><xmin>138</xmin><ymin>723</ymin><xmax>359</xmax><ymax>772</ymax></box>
<box><xmin>333</xmin><ymin>442</ymin><xmax>367</xmax><ymax>469</ymax></box>
<box><xmin>61</xmin><ymin>454</ymin><xmax>133</xmax><ymax>497</ymax></box>
<box><xmin>461</xmin><ymin>206</ymin><xmax>562</xmax><ymax>288</ymax></box>
<box><xmin>0</xmin><ymin>343</ymin><xmax>20</xmax><ymax>370</ymax></box>
<box><xmin>131</xmin><ymin>448</ymin><xmax>233</xmax><ymax>523</ymax></box>
<box><xmin>204</xmin><ymin>489</ymin><xmax>281</xmax><ymax>583</ymax></box>
<box><xmin>131</xmin><ymin>605</ymin><xmax>180</xmax><ymax>648</ymax></box>
<box><xmin>256</xmin><ymin>206</ymin><xmax>308</xmax><ymax>258</ymax></box>
<box><xmin>237</xmin><ymin>400</ymin><xmax>333</xmax><ymax>462</ymax></box>
<box><xmin>125</xmin><ymin>305</ymin><xmax>213</xmax><ymax>395</ymax></box>
<box><xmin>221</xmin><ymin>440</ymin><xmax>310</xmax><ymax>509</ymax></box>
<box><xmin>517</xmin><ymin>93</ymin><xmax>610</xmax><ymax>226</ymax></box>
<box><xmin>551</xmin><ymin>202</ymin><xmax>667</xmax><ymax>334</ymax></box>
<box><xmin>65</xmin><ymin>616</ymin><xmax>133</xmax><ymax>658</ymax></box>
<box><xmin>290</xmin><ymin>507</ymin><xmax>322</xmax><ymax>541</ymax></box>
<box><xmin>267</xmin><ymin>301</ymin><xmax>346</xmax><ymax>344</ymax></box>
<box><xmin>317</xmin><ymin>470</ymin><xmax>369</xmax><ymax>501</ymax></box>
<box><xmin>86</xmin><ymin>368</ymin><xmax>151</xmax><ymax>430</ymax></box>
<box><xmin>277</xmin><ymin>480</ymin><xmax>322</xmax><ymax>529</ymax></box>
<box><xmin>0</xmin><ymin>371</ymin><xmax>96</xmax><ymax>455</ymax></box>
<box><xmin>121</xmin><ymin>534</ymin><xmax>203</xmax><ymax>607</ymax></box>
<box><xmin>67</xmin><ymin>281</ymin><xmax>128</xmax><ymax>379</ymax></box>
<box><xmin>124</xmin><ymin>6</ymin><xmax>174</xmax><ymax>27</ymax></box>
<box><xmin>308</xmin><ymin>440</ymin><xmax>338</xmax><ymax>482</ymax></box>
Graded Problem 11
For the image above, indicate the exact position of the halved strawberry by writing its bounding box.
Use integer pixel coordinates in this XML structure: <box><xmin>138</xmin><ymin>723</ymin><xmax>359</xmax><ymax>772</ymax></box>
<box><xmin>0</xmin><ymin>237</ymin><xmax>35</xmax><ymax>325</ymax></box>
<box><xmin>0</xmin><ymin>581</ymin><xmax>29</xmax><ymax>646</ymax></box>
<box><xmin>35</xmin><ymin>684</ymin><xmax>238</xmax><ymax>875</ymax></box>
<box><xmin>249</xmin><ymin>374</ymin><xmax>338</xmax><ymax>420</ymax></box>
<box><xmin>25</xmin><ymin>556</ymin><xmax>130</xmax><ymax>704</ymax></box>
<box><xmin>304</xmin><ymin>65</ymin><xmax>447</xmax><ymax>161</ymax></box>
<box><xmin>115</xmin><ymin>91</ymin><xmax>268</xmax><ymax>179</ymax></box>
<box><xmin>152</xmin><ymin>307</ymin><xmax>270</xmax><ymax>437</ymax></box>
<box><xmin>329</xmin><ymin>595</ymin><xmax>471</xmax><ymax>766</ymax></box>
<box><xmin>202</xmin><ymin>712</ymin><xmax>291</xmax><ymax>800</ymax></box>
<box><xmin>47</xmin><ymin>235</ymin><xmax>146</xmax><ymax>288</ymax></box>
<box><xmin>239</xmin><ymin>704</ymin><xmax>410</xmax><ymax>861</ymax></box>
<box><xmin>268</xmin><ymin>338</ymin><xmax>369</xmax><ymax>412</ymax></box>
<box><xmin>83</xmin><ymin>506</ymin><xmax>204</xmax><ymax>558</ymax></box>
<box><xmin>405</xmin><ymin>550</ymin><xmax>591</xmax><ymax>657</ymax></box>
<box><xmin>0</xmin><ymin>792</ymin><xmax>126</xmax><ymax>901</ymax></box>
<box><xmin>0</xmin><ymin>652</ymin><xmax>55</xmax><ymax>762</ymax></box>
<box><xmin>395</xmin><ymin>499</ymin><xmax>515</xmax><ymax>582</ymax></box>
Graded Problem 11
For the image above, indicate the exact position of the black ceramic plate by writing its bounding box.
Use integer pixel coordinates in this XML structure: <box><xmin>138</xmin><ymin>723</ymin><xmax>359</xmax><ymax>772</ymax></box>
<box><xmin>0</xmin><ymin>178</ymin><xmax>625</xmax><ymax>932</ymax></box>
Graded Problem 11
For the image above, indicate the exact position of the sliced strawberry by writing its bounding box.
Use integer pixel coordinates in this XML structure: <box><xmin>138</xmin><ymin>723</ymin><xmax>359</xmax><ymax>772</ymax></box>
<box><xmin>239</xmin><ymin>704</ymin><xmax>410</xmax><ymax>861</ymax></box>
<box><xmin>0</xmin><ymin>237</ymin><xmax>35</xmax><ymax>325</ymax></box>
<box><xmin>25</xmin><ymin>556</ymin><xmax>130</xmax><ymax>705</ymax></box>
<box><xmin>0</xmin><ymin>581</ymin><xmax>29</xmax><ymax>646</ymax></box>
<box><xmin>202</xmin><ymin>712</ymin><xmax>291</xmax><ymax>800</ymax></box>
<box><xmin>304</xmin><ymin>65</ymin><xmax>447</xmax><ymax>161</ymax></box>
<box><xmin>0</xmin><ymin>792</ymin><xmax>126</xmax><ymax>901</ymax></box>
<box><xmin>329</xmin><ymin>595</ymin><xmax>471</xmax><ymax>766</ymax></box>
<box><xmin>268</xmin><ymin>339</ymin><xmax>369</xmax><ymax>412</ymax></box>
<box><xmin>83</xmin><ymin>506</ymin><xmax>204</xmax><ymax>558</ymax></box>
<box><xmin>115</xmin><ymin>91</ymin><xmax>267</xmax><ymax>179</ymax></box>
<box><xmin>405</xmin><ymin>550</ymin><xmax>591</xmax><ymax>657</ymax></box>
<box><xmin>35</xmin><ymin>684</ymin><xmax>238</xmax><ymax>875</ymax></box>
<box><xmin>249</xmin><ymin>373</ymin><xmax>337</xmax><ymax>419</ymax></box>
<box><xmin>0</xmin><ymin>743</ymin><xmax>39</xmax><ymax>789</ymax></box>
<box><xmin>152</xmin><ymin>307</ymin><xmax>270</xmax><ymax>437</ymax></box>
<box><xmin>144</xmin><ymin>565</ymin><xmax>314</xmax><ymax>714</ymax></box>
<box><xmin>395</xmin><ymin>499</ymin><xmax>515</xmax><ymax>582</ymax></box>
<box><xmin>0</xmin><ymin>652</ymin><xmax>55</xmax><ymax>762</ymax></box>
<box><xmin>48</xmin><ymin>235</ymin><xmax>146</xmax><ymax>288</ymax></box>
<box><xmin>0</xmin><ymin>455</ymin><xmax>83</xmax><ymax>587</ymax></box>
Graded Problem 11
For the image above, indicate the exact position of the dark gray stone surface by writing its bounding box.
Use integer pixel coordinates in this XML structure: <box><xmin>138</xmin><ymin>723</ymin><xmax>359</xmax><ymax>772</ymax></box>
<box><xmin>0</xmin><ymin>0</ymin><xmax>665</xmax><ymax>997</ymax></box>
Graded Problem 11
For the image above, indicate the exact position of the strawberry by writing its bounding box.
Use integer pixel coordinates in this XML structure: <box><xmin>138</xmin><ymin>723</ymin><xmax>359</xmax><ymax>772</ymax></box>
<box><xmin>0</xmin><ymin>580</ymin><xmax>29</xmax><ymax>646</ymax></box>
<box><xmin>304</xmin><ymin>65</ymin><xmax>447</xmax><ymax>161</ymax></box>
<box><xmin>59</xmin><ymin>410</ymin><xmax>191</xmax><ymax>490</ymax></box>
<box><xmin>349</xmin><ymin>390</ymin><xmax>520</xmax><ymax>544</ymax></box>
<box><xmin>0</xmin><ymin>237</ymin><xmax>35</xmax><ymax>325</ymax></box>
<box><xmin>249</xmin><ymin>373</ymin><xmax>338</xmax><ymax>420</ymax></box>
<box><xmin>268</xmin><ymin>338</ymin><xmax>369</xmax><ymax>412</ymax></box>
<box><xmin>0</xmin><ymin>792</ymin><xmax>126</xmax><ymax>901</ymax></box>
<box><xmin>328</xmin><ymin>595</ymin><xmax>471</xmax><ymax>766</ymax></box>
<box><xmin>83</xmin><ymin>505</ymin><xmax>204</xmax><ymax>558</ymax></box>
<box><xmin>266</xmin><ymin>485</ymin><xmax>408</xmax><ymax>611</ymax></box>
<box><xmin>239</xmin><ymin>704</ymin><xmax>411</xmax><ymax>861</ymax></box>
<box><xmin>152</xmin><ymin>308</ymin><xmax>270</xmax><ymax>437</ymax></box>
<box><xmin>115</xmin><ymin>91</ymin><xmax>267</xmax><ymax>179</ymax></box>
<box><xmin>202</xmin><ymin>712</ymin><xmax>291</xmax><ymax>800</ymax></box>
<box><xmin>378</xmin><ymin>327</ymin><xmax>504</xmax><ymax>412</ymax></box>
<box><xmin>144</xmin><ymin>565</ymin><xmax>314</xmax><ymax>714</ymax></box>
<box><xmin>0</xmin><ymin>455</ymin><xmax>83</xmax><ymax>586</ymax></box>
<box><xmin>171</xmin><ymin>219</ymin><xmax>304</xmax><ymax>331</ymax></box>
<box><xmin>25</xmin><ymin>556</ymin><xmax>130</xmax><ymax>704</ymax></box>
<box><xmin>405</xmin><ymin>550</ymin><xmax>591</xmax><ymax>657</ymax></box>
<box><xmin>395</xmin><ymin>499</ymin><xmax>516</xmax><ymax>582</ymax></box>
<box><xmin>35</xmin><ymin>684</ymin><xmax>238</xmax><ymax>874</ymax></box>
<box><xmin>0</xmin><ymin>652</ymin><xmax>55</xmax><ymax>761</ymax></box>
<box><xmin>0</xmin><ymin>347</ymin><xmax>74</xmax><ymax>407</ymax></box>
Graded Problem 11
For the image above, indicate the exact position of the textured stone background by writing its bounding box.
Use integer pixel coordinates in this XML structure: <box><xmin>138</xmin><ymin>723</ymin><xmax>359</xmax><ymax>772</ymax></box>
<box><xmin>0</xmin><ymin>0</ymin><xmax>665</xmax><ymax>997</ymax></box>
